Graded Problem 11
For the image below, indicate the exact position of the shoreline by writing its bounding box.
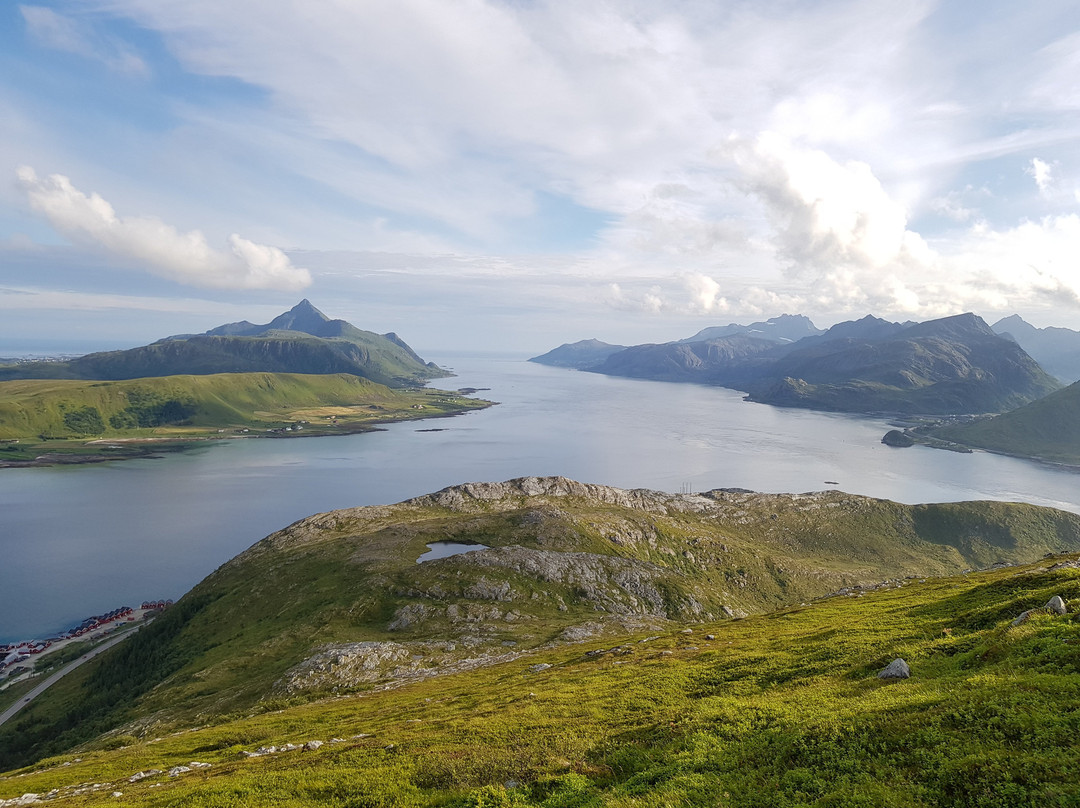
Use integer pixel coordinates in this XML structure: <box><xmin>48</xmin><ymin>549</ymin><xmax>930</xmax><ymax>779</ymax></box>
<box><xmin>0</xmin><ymin>400</ymin><xmax>495</xmax><ymax>470</ymax></box>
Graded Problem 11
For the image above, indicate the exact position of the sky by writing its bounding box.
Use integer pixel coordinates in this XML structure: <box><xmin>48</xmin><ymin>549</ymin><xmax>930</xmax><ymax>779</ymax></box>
<box><xmin>4</xmin><ymin>0</ymin><xmax>1080</xmax><ymax>356</ymax></box>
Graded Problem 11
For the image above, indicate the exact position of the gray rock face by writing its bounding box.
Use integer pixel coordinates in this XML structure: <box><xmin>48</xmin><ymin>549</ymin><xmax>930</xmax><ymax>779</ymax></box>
<box><xmin>453</xmin><ymin>545</ymin><xmax>676</xmax><ymax>616</ymax></box>
<box><xmin>878</xmin><ymin>658</ymin><xmax>910</xmax><ymax>679</ymax></box>
<box><xmin>278</xmin><ymin>641</ymin><xmax>411</xmax><ymax>692</ymax></box>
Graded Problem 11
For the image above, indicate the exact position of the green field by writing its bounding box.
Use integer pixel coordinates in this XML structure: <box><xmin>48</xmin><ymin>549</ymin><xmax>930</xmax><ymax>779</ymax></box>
<box><xmin>0</xmin><ymin>372</ymin><xmax>492</xmax><ymax>464</ymax></box>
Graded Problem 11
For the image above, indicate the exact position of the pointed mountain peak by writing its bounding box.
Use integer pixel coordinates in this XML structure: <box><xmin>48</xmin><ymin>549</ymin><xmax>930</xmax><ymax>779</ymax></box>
<box><xmin>265</xmin><ymin>300</ymin><xmax>332</xmax><ymax>333</ymax></box>
<box><xmin>287</xmin><ymin>299</ymin><xmax>328</xmax><ymax>319</ymax></box>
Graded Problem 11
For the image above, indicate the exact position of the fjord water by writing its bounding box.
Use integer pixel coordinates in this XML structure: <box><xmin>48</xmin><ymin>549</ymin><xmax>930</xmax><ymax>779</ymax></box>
<box><xmin>3</xmin><ymin>353</ymin><xmax>1079</xmax><ymax>642</ymax></box>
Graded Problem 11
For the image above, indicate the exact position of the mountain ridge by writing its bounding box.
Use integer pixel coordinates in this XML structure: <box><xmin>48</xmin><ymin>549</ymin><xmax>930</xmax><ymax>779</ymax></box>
<box><xmin>534</xmin><ymin>312</ymin><xmax>1061</xmax><ymax>415</ymax></box>
<box><xmin>0</xmin><ymin>301</ymin><xmax>447</xmax><ymax>388</ymax></box>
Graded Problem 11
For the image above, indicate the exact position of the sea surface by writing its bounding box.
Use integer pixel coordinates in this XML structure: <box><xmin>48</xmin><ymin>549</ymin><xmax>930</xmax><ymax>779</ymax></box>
<box><xmin>3</xmin><ymin>352</ymin><xmax>1079</xmax><ymax>642</ymax></box>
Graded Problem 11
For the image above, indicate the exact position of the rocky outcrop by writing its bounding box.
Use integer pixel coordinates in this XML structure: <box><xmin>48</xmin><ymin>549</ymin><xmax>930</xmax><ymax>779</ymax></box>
<box><xmin>882</xmin><ymin>430</ymin><xmax>915</xmax><ymax>447</ymax></box>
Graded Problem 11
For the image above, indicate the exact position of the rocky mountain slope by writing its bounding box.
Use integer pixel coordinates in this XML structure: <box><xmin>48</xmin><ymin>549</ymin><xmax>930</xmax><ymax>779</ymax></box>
<box><xmin>5</xmin><ymin>476</ymin><xmax>1080</xmax><ymax>771</ymax></box>
<box><xmin>0</xmin><ymin>301</ymin><xmax>446</xmax><ymax>388</ymax></box>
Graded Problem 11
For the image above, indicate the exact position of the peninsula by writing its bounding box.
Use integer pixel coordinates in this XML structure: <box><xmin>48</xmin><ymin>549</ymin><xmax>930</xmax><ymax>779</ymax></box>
<box><xmin>0</xmin><ymin>302</ymin><xmax>492</xmax><ymax>466</ymax></box>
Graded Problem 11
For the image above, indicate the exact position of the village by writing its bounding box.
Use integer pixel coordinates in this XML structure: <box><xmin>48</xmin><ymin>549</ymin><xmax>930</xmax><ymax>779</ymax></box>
<box><xmin>0</xmin><ymin>600</ymin><xmax>172</xmax><ymax>684</ymax></box>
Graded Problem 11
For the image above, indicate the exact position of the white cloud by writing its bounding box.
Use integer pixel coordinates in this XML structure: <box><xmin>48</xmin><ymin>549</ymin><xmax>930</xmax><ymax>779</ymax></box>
<box><xmin>1027</xmin><ymin>157</ymin><xmax>1054</xmax><ymax>192</ymax></box>
<box><xmin>10</xmin><ymin>1</ymin><xmax>1080</xmax><ymax>339</ymax></box>
<box><xmin>20</xmin><ymin>5</ymin><xmax>147</xmax><ymax>75</ymax></box>
<box><xmin>682</xmin><ymin>273</ymin><xmax>729</xmax><ymax>313</ymax></box>
<box><xmin>941</xmin><ymin>214</ymin><xmax>1080</xmax><ymax>308</ymax></box>
<box><xmin>731</xmin><ymin>133</ymin><xmax>925</xmax><ymax>273</ymax></box>
<box><xmin>15</xmin><ymin>166</ymin><xmax>311</xmax><ymax>291</ymax></box>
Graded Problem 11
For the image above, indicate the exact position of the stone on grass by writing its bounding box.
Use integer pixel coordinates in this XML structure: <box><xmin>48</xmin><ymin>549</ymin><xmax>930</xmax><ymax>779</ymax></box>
<box><xmin>877</xmin><ymin>658</ymin><xmax>910</xmax><ymax>680</ymax></box>
<box><xmin>1011</xmin><ymin>610</ymin><xmax>1034</xmax><ymax>627</ymax></box>
<box><xmin>1047</xmin><ymin>595</ymin><xmax>1067</xmax><ymax>615</ymax></box>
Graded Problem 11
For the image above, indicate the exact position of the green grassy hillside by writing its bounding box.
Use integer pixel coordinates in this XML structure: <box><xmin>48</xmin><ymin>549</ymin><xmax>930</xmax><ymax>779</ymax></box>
<box><xmin>0</xmin><ymin>373</ymin><xmax>490</xmax><ymax>460</ymax></box>
<box><xmin>2</xmin><ymin>549</ymin><xmax>1079</xmax><ymax>806</ymax></box>
<box><xmin>929</xmin><ymin>380</ymin><xmax>1080</xmax><ymax>464</ymax></box>
<box><xmin>4</xmin><ymin>477</ymin><xmax>1079</xmax><ymax>778</ymax></box>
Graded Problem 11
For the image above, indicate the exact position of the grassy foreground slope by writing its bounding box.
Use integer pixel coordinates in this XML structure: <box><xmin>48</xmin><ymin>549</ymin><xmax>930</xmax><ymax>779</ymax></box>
<box><xmin>0</xmin><ymin>373</ymin><xmax>490</xmax><ymax>461</ymax></box>
<box><xmin>2</xmin><ymin>551</ymin><xmax>1079</xmax><ymax>807</ymax></box>
<box><xmin>3</xmin><ymin>477</ymin><xmax>1080</xmax><ymax>778</ymax></box>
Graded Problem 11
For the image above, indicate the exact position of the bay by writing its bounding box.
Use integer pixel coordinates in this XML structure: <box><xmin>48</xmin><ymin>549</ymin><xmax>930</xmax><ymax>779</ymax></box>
<box><xmin>2</xmin><ymin>352</ymin><xmax>1079</xmax><ymax>643</ymax></box>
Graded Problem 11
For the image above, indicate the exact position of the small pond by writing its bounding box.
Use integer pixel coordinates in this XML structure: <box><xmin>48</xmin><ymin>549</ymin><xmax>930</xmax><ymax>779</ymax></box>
<box><xmin>417</xmin><ymin>542</ymin><xmax>490</xmax><ymax>563</ymax></box>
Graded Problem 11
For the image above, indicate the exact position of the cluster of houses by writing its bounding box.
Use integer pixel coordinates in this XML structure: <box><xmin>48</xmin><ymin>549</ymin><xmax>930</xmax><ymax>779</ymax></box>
<box><xmin>0</xmin><ymin>600</ymin><xmax>173</xmax><ymax>675</ymax></box>
<box><xmin>265</xmin><ymin>421</ymin><xmax>308</xmax><ymax>434</ymax></box>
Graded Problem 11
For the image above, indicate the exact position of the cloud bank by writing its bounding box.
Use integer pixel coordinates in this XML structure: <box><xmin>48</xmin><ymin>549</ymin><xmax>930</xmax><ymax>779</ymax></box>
<box><xmin>15</xmin><ymin>167</ymin><xmax>311</xmax><ymax>291</ymax></box>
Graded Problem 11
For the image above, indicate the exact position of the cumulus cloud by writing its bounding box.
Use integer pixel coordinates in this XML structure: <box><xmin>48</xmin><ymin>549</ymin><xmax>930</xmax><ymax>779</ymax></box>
<box><xmin>731</xmin><ymin>133</ymin><xmax>929</xmax><ymax>274</ymax></box>
<box><xmin>20</xmin><ymin>5</ymin><xmax>147</xmax><ymax>75</ymax></box>
<box><xmin>682</xmin><ymin>273</ymin><xmax>729</xmax><ymax>313</ymax></box>
<box><xmin>15</xmin><ymin>167</ymin><xmax>311</xmax><ymax>291</ymax></box>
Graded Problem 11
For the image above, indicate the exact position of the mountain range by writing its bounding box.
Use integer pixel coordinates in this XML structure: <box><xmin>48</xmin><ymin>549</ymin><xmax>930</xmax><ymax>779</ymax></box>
<box><xmin>0</xmin><ymin>300</ymin><xmax>446</xmax><ymax>388</ymax></box>
<box><xmin>534</xmin><ymin>312</ymin><xmax>1061</xmax><ymax>415</ymax></box>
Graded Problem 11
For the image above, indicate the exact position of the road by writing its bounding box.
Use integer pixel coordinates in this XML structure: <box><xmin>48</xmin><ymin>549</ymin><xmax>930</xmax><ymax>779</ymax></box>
<box><xmin>0</xmin><ymin>627</ymin><xmax>142</xmax><ymax>728</ymax></box>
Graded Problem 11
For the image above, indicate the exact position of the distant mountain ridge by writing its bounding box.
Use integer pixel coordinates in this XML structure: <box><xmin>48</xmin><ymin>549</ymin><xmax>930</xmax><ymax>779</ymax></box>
<box><xmin>0</xmin><ymin>301</ymin><xmax>447</xmax><ymax>387</ymax></box>
<box><xmin>992</xmin><ymin>314</ymin><xmax>1080</xmax><ymax>383</ymax></box>
<box><xmin>527</xmin><ymin>338</ymin><xmax>627</xmax><ymax>370</ymax></box>
<box><xmin>532</xmin><ymin>312</ymin><xmax>1060</xmax><ymax>415</ymax></box>
<box><xmin>677</xmin><ymin>314</ymin><xmax>823</xmax><ymax>344</ymax></box>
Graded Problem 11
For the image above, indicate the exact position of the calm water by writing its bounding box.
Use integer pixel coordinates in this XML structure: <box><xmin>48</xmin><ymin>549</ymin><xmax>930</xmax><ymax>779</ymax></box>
<box><xmin>3</xmin><ymin>353</ymin><xmax>1079</xmax><ymax>642</ymax></box>
<box><xmin>417</xmin><ymin>542</ymin><xmax>490</xmax><ymax>563</ymax></box>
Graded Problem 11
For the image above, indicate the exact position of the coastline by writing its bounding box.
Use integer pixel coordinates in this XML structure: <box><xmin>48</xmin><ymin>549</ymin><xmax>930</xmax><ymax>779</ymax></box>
<box><xmin>0</xmin><ymin>400</ymin><xmax>494</xmax><ymax>469</ymax></box>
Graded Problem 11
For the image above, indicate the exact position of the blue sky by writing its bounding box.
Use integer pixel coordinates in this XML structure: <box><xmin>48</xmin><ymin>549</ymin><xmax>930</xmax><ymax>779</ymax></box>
<box><xmin>4</xmin><ymin>0</ymin><xmax>1080</xmax><ymax>354</ymax></box>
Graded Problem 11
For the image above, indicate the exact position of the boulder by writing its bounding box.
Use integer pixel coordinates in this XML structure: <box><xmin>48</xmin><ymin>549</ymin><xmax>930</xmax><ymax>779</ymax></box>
<box><xmin>878</xmin><ymin>658</ymin><xmax>910</xmax><ymax>679</ymax></box>
<box><xmin>1011</xmin><ymin>610</ymin><xmax>1034</xmax><ymax>627</ymax></box>
<box><xmin>1047</xmin><ymin>595</ymin><xmax>1067</xmax><ymax>615</ymax></box>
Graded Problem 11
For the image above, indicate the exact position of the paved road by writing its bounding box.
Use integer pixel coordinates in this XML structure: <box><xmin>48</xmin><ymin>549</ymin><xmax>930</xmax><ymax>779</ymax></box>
<box><xmin>0</xmin><ymin>627</ymin><xmax>142</xmax><ymax>728</ymax></box>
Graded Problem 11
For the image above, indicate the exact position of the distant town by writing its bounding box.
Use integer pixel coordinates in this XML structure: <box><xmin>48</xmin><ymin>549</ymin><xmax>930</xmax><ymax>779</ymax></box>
<box><xmin>1</xmin><ymin>600</ymin><xmax>172</xmax><ymax>679</ymax></box>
